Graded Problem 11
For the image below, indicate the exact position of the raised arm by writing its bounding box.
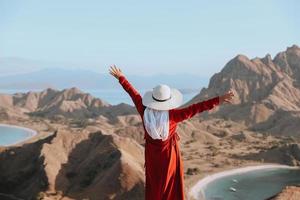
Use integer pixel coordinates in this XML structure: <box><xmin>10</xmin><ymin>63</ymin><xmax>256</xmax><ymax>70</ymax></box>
<box><xmin>170</xmin><ymin>90</ymin><xmax>234</xmax><ymax>123</ymax></box>
<box><xmin>109</xmin><ymin>65</ymin><xmax>144</xmax><ymax>115</ymax></box>
<box><xmin>170</xmin><ymin>96</ymin><xmax>220</xmax><ymax>123</ymax></box>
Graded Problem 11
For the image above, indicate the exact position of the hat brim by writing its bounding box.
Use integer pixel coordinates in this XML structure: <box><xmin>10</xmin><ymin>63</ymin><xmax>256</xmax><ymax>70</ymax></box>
<box><xmin>142</xmin><ymin>88</ymin><xmax>183</xmax><ymax>110</ymax></box>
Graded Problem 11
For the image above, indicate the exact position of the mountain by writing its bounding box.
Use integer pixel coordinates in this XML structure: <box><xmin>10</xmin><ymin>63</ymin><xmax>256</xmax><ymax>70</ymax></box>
<box><xmin>187</xmin><ymin>45</ymin><xmax>300</xmax><ymax>137</ymax></box>
<box><xmin>0</xmin><ymin>57</ymin><xmax>46</xmax><ymax>76</ymax></box>
<box><xmin>0</xmin><ymin>87</ymin><xmax>137</xmax><ymax>119</ymax></box>
<box><xmin>0</xmin><ymin>66</ymin><xmax>208</xmax><ymax>90</ymax></box>
<box><xmin>0</xmin><ymin>68</ymin><xmax>109</xmax><ymax>90</ymax></box>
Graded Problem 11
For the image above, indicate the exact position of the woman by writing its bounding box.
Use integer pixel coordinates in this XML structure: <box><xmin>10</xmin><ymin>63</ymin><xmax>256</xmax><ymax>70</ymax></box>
<box><xmin>109</xmin><ymin>65</ymin><xmax>234</xmax><ymax>200</ymax></box>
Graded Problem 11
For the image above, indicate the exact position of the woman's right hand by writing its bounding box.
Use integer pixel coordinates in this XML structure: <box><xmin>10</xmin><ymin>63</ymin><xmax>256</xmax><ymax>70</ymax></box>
<box><xmin>109</xmin><ymin>65</ymin><xmax>124</xmax><ymax>80</ymax></box>
<box><xmin>219</xmin><ymin>90</ymin><xmax>234</xmax><ymax>104</ymax></box>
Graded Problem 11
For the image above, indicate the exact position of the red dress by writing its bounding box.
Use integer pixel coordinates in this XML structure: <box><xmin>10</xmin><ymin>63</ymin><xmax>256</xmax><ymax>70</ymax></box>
<box><xmin>119</xmin><ymin>76</ymin><xmax>220</xmax><ymax>200</ymax></box>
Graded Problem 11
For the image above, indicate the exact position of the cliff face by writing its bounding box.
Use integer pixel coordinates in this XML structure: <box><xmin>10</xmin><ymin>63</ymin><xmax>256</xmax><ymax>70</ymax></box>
<box><xmin>187</xmin><ymin>45</ymin><xmax>300</xmax><ymax>136</ymax></box>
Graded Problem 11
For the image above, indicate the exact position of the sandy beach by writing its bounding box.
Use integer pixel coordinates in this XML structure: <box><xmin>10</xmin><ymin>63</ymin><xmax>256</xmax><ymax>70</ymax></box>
<box><xmin>189</xmin><ymin>164</ymin><xmax>300</xmax><ymax>200</ymax></box>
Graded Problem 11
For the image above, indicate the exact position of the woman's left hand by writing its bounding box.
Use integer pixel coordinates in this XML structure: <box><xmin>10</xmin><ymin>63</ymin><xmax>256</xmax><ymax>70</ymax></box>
<box><xmin>219</xmin><ymin>90</ymin><xmax>234</xmax><ymax>104</ymax></box>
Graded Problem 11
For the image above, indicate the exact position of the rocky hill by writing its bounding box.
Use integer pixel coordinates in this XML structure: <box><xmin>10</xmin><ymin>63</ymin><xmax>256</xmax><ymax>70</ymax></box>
<box><xmin>0</xmin><ymin>87</ymin><xmax>137</xmax><ymax>119</ymax></box>
<box><xmin>187</xmin><ymin>45</ymin><xmax>300</xmax><ymax>137</ymax></box>
<box><xmin>0</xmin><ymin>130</ymin><xmax>144</xmax><ymax>200</ymax></box>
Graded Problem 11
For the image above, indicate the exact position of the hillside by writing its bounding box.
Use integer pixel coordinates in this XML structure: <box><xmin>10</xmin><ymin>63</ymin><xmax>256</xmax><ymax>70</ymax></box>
<box><xmin>0</xmin><ymin>130</ymin><xmax>145</xmax><ymax>200</ymax></box>
<box><xmin>187</xmin><ymin>45</ymin><xmax>300</xmax><ymax>137</ymax></box>
<box><xmin>0</xmin><ymin>87</ymin><xmax>137</xmax><ymax>119</ymax></box>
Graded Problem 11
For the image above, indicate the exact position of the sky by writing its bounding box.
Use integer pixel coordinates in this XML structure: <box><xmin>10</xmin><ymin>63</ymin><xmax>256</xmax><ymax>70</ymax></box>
<box><xmin>0</xmin><ymin>0</ymin><xmax>299</xmax><ymax>77</ymax></box>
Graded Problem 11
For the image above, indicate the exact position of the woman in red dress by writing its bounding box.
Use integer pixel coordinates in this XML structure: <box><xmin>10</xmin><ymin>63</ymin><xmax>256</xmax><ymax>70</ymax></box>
<box><xmin>109</xmin><ymin>66</ymin><xmax>234</xmax><ymax>200</ymax></box>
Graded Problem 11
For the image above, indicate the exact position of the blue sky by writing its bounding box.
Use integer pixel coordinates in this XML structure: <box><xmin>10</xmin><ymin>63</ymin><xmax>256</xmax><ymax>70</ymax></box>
<box><xmin>0</xmin><ymin>0</ymin><xmax>299</xmax><ymax>76</ymax></box>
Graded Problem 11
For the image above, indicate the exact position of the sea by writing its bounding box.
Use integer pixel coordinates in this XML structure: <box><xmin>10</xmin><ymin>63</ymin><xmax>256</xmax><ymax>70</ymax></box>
<box><xmin>203</xmin><ymin>168</ymin><xmax>300</xmax><ymax>200</ymax></box>
<box><xmin>0</xmin><ymin>125</ymin><xmax>36</xmax><ymax>146</ymax></box>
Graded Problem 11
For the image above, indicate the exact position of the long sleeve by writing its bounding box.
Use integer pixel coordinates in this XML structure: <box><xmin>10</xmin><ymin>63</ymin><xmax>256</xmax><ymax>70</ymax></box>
<box><xmin>170</xmin><ymin>96</ymin><xmax>220</xmax><ymax>123</ymax></box>
<box><xmin>118</xmin><ymin>75</ymin><xmax>144</xmax><ymax>115</ymax></box>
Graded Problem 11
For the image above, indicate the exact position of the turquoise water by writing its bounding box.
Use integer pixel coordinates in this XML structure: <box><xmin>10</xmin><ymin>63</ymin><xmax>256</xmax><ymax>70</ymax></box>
<box><xmin>0</xmin><ymin>125</ymin><xmax>35</xmax><ymax>146</ymax></box>
<box><xmin>203</xmin><ymin>168</ymin><xmax>300</xmax><ymax>200</ymax></box>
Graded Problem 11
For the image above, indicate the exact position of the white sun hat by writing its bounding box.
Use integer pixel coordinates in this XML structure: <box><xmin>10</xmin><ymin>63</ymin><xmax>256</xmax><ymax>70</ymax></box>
<box><xmin>142</xmin><ymin>84</ymin><xmax>183</xmax><ymax>110</ymax></box>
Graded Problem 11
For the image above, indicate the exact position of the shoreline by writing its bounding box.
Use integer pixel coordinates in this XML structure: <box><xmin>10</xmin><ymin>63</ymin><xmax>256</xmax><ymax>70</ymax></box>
<box><xmin>189</xmin><ymin>164</ymin><xmax>300</xmax><ymax>200</ymax></box>
<box><xmin>0</xmin><ymin>123</ymin><xmax>38</xmax><ymax>147</ymax></box>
